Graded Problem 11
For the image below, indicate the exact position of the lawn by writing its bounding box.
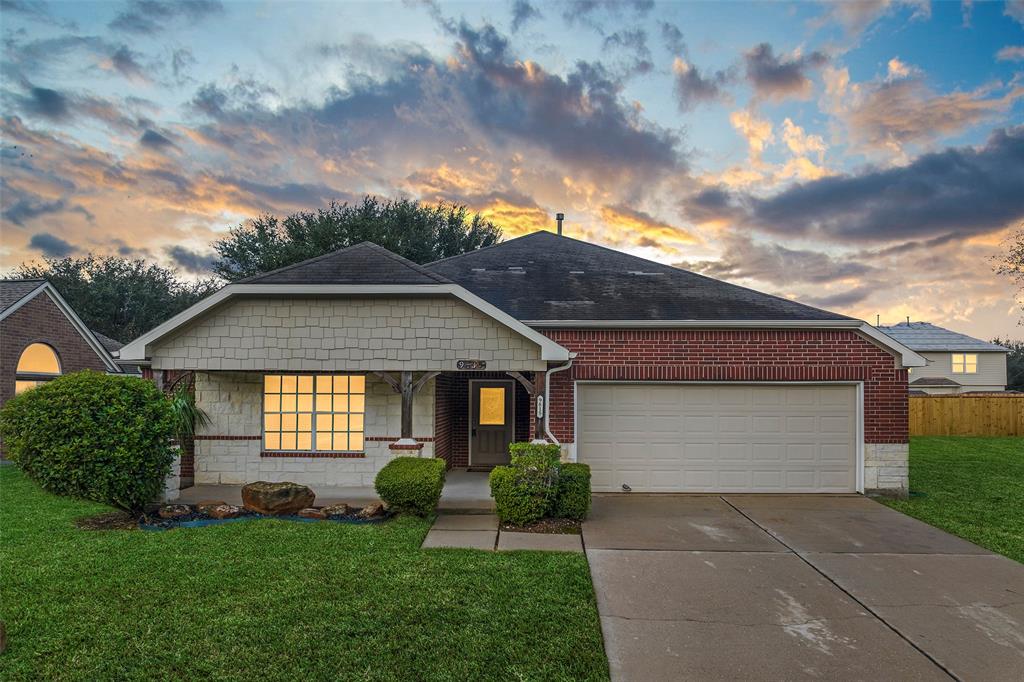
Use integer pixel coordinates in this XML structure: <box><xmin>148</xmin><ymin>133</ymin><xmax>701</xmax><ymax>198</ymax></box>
<box><xmin>882</xmin><ymin>436</ymin><xmax>1024</xmax><ymax>563</ymax></box>
<box><xmin>0</xmin><ymin>467</ymin><xmax>608</xmax><ymax>681</ymax></box>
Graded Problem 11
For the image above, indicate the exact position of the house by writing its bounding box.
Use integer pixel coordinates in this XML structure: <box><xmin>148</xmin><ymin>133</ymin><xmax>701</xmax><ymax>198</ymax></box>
<box><xmin>0</xmin><ymin>279</ymin><xmax>123</xmax><ymax>409</ymax></box>
<box><xmin>119</xmin><ymin>232</ymin><xmax>925</xmax><ymax>497</ymax></box>
<box><xmin>877</xmin><ymin>322</ymin><xmax>1009</xmax><ymax>395</ymax></box>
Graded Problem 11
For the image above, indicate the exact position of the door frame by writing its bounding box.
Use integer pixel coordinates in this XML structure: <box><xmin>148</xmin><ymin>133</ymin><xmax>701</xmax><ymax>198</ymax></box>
<box><xmin>573</xmin><ymin>380</ymin><xmax>866</xmax><ymax>494</ymax></box>
<box><xmin>468</xmin><ymin>379</ymin><xmax>516</xmax><ymax>467</ymax></box>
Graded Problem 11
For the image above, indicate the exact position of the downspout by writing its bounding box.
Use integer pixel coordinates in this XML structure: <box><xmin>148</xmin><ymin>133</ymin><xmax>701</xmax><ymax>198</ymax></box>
<box><xmin>543</xmin><ymin>354</ymin><xmax>575</xmax><ymax>445</ymax></box>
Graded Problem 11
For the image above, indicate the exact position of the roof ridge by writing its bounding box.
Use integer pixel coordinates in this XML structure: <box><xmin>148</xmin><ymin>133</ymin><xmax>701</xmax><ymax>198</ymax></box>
<box><xmin>424</xmin><ymin>231</ymin><xmax>551</xmax><ymax>267</ymax></box>
<box><xmin>360</xmin><ymin>241</ymin><xmax>451</xmax><ymax>283</ymax></box>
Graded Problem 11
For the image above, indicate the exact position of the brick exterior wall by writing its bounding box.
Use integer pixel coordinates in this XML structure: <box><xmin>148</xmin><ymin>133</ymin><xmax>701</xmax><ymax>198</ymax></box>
<box><xmin>539</xmin><ymin>328</ymin><xmax>910</xmax><ymax>494</ymax></box>
<box><xmin>0</xmin><ymin>292</ymin><xmax>110</xmax><ymax>408</ymax></box>
<box><xmin>432</xmin><ymin>372</ymin><xmax>531</xmax><ymax>468</ymax></box>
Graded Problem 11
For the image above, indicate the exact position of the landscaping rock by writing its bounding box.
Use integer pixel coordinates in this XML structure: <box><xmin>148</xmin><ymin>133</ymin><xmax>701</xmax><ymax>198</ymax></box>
<box><xmin>321</xmin><ymin>503</ymin><xmax>351</xmax><ymax>516</ymax></box>
<box><xmin>158</xmin><ymin>504</ymin><xmax>191</xmax><ymax>519</ymax></box>
<box><xmin>356</xmin><ymin>502</ymin><xmax>385</xmax><ymax>519</ymax></box>
<box><xmin>298</xmin><ymin>507</ymin><xmax>327</xmax><ymax>519</ymax></box>
<box><xmin>241</xmin><ymin>481</ymin><xmax>315</xmax><ymax>515</ymax></box>
<box><xmin>197</xmin><ymin>500</ymin><xmax>228</xmax><ymax>514</ymax></box>
<box><xmin>206</xmin><ymin>504</ymin><xmax>243</xmax><ymax>520</ymax></box>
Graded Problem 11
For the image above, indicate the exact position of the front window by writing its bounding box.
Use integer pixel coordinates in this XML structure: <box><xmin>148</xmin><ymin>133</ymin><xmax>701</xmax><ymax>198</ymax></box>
<box><xmin>263</xmin><ymin>374</ymin><xmax>365</xmax><ymax>452</ymax></box>
<box><xmin>15</xmin><ymin>342</ymin><xmax>61</xmax><ymax>393</ymax></box>
<box><xmin>951</xmin><ymin>354</ymin><xmax>977</xmax><ymax>374</ymax></box>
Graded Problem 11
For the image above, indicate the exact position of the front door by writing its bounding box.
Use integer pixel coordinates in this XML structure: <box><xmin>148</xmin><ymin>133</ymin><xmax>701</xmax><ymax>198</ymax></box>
<box><xmin>470</xmin><ymin>380</ymin><xmax>515</xmax><ymax>467</ymax></box>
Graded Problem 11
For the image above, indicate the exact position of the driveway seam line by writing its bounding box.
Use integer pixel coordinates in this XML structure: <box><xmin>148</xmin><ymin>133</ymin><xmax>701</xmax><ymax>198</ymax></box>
<box><xmin>719</xmin><ymin>496</ymin><xmax>960</xmax><ymax>682</ymax></box>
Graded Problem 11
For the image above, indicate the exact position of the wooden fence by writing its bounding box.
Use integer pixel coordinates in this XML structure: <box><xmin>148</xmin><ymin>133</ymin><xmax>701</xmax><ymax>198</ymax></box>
<box><xmin>909</xmin><ymin>395</ymin><xmax>1024</xmax><ymax>436</ymax></box>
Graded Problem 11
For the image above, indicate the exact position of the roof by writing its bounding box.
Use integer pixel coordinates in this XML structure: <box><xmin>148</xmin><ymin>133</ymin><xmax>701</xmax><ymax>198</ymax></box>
<box><xmin>0</xmin><ymin>279</ymin><xmax>45</xmax><ymax>313</ymax></box>
<box><xmin>92</xmin><ymin>331</ymin><xmax>124</xmax><ymax>352</ymax></box>
<box><xmin>878</xmin><ymin>322</ymin><xmax>1008</xmax><ymax>352</ymax></box>
<box><xmin>425</xmin><ymin>231</ymin><xmax>852</xmax><ymax>322</ymax></box>
<box><xmin>241</xmin><ymin>241</ymin><xmax>451</xmax><ymax>285</ymax></box>
<box><xmin>909</xmin><ymin>377</ymin><xmax>961</xmax><ymax>387</ymax></box>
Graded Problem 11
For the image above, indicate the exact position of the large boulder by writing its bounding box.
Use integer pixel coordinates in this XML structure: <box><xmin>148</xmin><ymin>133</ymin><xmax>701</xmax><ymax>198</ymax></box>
<box><xmin>241</xmin><ymin>481</ymin><xmax>315</xmax><ymax>515</ymax></box>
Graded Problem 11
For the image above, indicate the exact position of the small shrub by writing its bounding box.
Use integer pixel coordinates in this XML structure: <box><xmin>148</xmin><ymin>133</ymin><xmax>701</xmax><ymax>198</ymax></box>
<box><xmin>0</xmin><ymin>371</ymin><xmax>176</xmax><ymax>513</ymax></box>
<box><xmin>489</xmin><ymin>465</ymin><xmax>549</xmax><ymax>526</ymax></box>
<box><xmin>553</xmin><ymin>463</ymin><xmax>591</xmax><ymax>520</ymax></box>
<box><xmin>374</xmin><ymin>456</ymin><xmax>445</xmax><ymax>516</ymax></box>
<box><xmin>509</xmin><ymin>441</ymin><xmax>561</xmax><ymax>468</ymax></box>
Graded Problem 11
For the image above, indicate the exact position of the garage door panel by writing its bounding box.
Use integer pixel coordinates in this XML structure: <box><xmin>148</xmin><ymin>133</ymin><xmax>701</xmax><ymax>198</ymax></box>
<box><xmin>578</xmin><ymin>384</ymin><xmax>857</xmax><ymax>493</ymax></box>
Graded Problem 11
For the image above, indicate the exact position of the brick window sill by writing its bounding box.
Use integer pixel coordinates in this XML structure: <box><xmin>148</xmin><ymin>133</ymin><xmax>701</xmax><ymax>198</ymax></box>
<box><xmin>260</xmin><ymin>451</ymin><xmax>366</xmax><ymax>459</ymax></box>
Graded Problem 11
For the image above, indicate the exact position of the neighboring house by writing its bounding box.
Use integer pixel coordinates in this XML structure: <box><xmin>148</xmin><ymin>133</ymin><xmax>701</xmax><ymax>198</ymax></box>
<box><xmin>120</xmin><ymin>233</ymin><xmax>925</xmax><ymax>497</ymax></box>
<box><xmin>877</xmin><ymin>322</ymin><xmax>1009</xmax><ymax>395</ymax></box>
<box><xmin>0</xmin><ymin>279</ymin><xmax>123</xmax><ymax>408</ymax></box>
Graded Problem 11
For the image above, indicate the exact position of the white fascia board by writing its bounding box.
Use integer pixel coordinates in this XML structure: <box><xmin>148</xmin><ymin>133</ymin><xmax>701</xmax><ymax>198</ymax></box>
<box><xmin>119</xmin><ymin>283</ymin><xmax>571</xmax><ymax>363</ymax></box>
<box><xmin>522</xmin><ymin>318</ymin><xmax>926</xmax><ymax>368</ymax></box>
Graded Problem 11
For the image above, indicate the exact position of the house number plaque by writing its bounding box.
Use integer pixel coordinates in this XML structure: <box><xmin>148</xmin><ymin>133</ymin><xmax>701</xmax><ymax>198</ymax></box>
<box><xmin>456</xmin><ymin>359</ymin><xmax>487</xmax><ymax>370</ymax></box>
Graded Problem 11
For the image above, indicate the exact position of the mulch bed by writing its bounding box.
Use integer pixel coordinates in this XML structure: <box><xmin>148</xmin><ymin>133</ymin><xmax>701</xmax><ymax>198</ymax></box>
<box><xmin>500</xmin><ymin>518</ymin><xmax>581</xmax><ymax>534</ymax></box>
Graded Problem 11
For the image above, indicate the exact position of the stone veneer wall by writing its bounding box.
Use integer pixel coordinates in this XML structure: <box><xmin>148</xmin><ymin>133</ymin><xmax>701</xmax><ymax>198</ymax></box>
<box><xmin>150</xmin><ymin>297</ymin><xmax>545</xmax><ymax>372</ymax></box>
<box><xmin>194</xmin><ymin>371</ymin><xmax>434</xmax><ymax>487</ymax></box>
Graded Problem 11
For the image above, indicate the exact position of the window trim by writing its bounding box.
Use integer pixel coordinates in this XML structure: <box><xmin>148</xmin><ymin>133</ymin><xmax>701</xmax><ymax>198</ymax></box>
<box><xmin>261</xmin><ymin>373</ymin><xmax>366</xmax><ymax>454</ymax></box>
<box><xmin>951</xmin><ymin>353</ymin><xmax>978</xmax><ymax>374</ymax></box>
<box><xmin>15</xmin><ymin>342</ymin><xmax>62</xmax><ymax>394</ymax></box>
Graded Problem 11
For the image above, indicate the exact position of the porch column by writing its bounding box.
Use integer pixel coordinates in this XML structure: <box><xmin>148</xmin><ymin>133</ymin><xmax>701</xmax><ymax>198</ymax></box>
<box><xmin>399</xmin><ymin>370</ymin><xmax>414</xmax><ymax>441</ymax></box>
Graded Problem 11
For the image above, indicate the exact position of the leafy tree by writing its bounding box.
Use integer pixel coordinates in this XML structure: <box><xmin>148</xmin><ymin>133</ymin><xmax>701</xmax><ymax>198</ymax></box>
<box><xmin>992</xmin><ymin>338</ymin><xmax>1024</xmax><ymax>391</ymax></box>
<box><xmin>13</xmin><ymin>255</ymin><xmax>219</xmax><ymax>342</ymax></box>
<box><xmin>994</xmin><ymin>226</ymin><xmax>1024</xmax><ymax>322</ymax></box>
<box><xmin>212</xmin><ymin>196</ymin><xmax>502</xmax><ymax>280</ymax></box>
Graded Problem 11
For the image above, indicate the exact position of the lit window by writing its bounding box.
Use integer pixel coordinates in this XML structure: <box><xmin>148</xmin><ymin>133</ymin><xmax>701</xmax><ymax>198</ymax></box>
<box><xmin>951</xmin><ymin>354</ymin><xmax>977</xmax><ymax>374</ymax></box>
<box><xmin>263</xmin><ymin>374</ymin><xmax>365</xmax><ymax>452</ymax></box>
<box><xmin>15</xmin><ymin>343</ymin><xmax>61</xmax><ymax>393</ymax></box>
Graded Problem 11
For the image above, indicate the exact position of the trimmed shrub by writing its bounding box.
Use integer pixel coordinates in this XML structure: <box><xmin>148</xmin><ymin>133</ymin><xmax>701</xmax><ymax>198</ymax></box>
<box><xmin>374</xmin><ymin>456</ymin><xmax>446</xmax><ymax>516</ymax></box>
<box><xmin>509</xmin><ymin>441</ymin><xmax>561</xmax><ymax>468</ymax></box>
<box><xmin>553</xmin><ymin>463</ymin><xmax>591</xmax><ymax>520</ymax></box>
<box><xmin>489</xmin><ymin>465</ymin><xmax>549</xmax><ymax>526</ymax></box>
<box><xmin>0</xmin><ymin>371</ymin><xmax>176</xmax><ymax>513</ymax></box>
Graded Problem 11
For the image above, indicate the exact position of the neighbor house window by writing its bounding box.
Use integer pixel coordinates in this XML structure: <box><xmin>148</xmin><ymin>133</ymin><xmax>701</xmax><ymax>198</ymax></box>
<box><xmin>263</xmin><ymin>375</ymin><xmax>365</xmax><ymax>452</ymax></box>
<box><xmin>15</xmin><ymin>342</ymin><xmax>61</xmax><ymax>393</ymax></box>
<box><xmin>951</xmin><ymin>354</ymin><xmax>977</xmax><ymax>374</ymax></box>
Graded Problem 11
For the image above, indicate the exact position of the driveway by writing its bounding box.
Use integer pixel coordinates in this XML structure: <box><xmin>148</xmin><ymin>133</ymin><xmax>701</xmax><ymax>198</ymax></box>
<box><xmin>584</xmin><ymin>494</ymin><xmax>1024</xmax><ymax>681</ymax></box>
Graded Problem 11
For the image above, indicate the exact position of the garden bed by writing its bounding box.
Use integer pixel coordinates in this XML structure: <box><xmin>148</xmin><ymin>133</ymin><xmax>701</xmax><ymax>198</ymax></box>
<box><xmin>75</xmin><ymin>503</ymin><xmax>394</xmax><ymax>531</ymax></box>
<box><xmin>500</xmin><ymin>517</ymin><xmax>582</xmax><ymax>534</ymax></box>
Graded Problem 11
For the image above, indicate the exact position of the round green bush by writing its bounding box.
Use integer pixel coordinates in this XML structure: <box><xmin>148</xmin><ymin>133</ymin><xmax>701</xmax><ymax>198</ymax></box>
<box><xmin>489</xmin><ymin>465</ymin><xmax>549</xmax><ymax>526</ymax></box>
<box><xmin>553</xmin><ymin>463</ymin><xmax>591</xmax><ymax>520</ymax></box>
<box><xmin>0</xmin><ymin>371</ymin><xmax>176</xmax><ymax>513</ymax></box>
<box><xmin>374</xmin><ymin>456</ymin><xmax>446</xmax><ymax>516</ymax></box>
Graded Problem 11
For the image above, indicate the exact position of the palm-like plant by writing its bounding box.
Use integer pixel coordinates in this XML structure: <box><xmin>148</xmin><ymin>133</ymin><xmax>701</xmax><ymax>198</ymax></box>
<box><xmin>167</xmin><ymin>374</ymin><xmax>210</xmax><ymax>443</ymax></box>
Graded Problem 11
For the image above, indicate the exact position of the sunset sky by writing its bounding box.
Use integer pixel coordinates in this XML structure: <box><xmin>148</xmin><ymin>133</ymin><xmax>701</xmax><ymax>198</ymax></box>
<box><xmin>2</xmin><ymin>0</ymin><xmax>1023</xmax><ymax>338</ymax></box>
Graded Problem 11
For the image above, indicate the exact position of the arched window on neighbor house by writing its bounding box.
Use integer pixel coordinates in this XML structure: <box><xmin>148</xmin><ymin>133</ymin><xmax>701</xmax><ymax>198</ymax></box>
<box><xmin>15</xmin><ymin>343</ymin><xmax>61</xmax><ymax>394</ymax></box>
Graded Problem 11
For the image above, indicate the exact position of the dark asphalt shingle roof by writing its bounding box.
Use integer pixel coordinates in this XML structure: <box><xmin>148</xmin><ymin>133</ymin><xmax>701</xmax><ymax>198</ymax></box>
<box><xmin>426</xmin><ymin>232</ymin><xmax>851</xmax><ymax>322</ymax></box>
<box><xmin>877</xmin><ymin>322</ymin><xmax>1008</xmax><ymax>352</ymax></box>
<box><xmin>0</xmin><ymin>279</ymin><xmax>45</xmax><ymax>314</ymax></box>
<box><xmin>92</xmin><ymin>331</ymin><xmax>124</xmax><ymax>352</ymax></box>
<box><xmin>909</xmin><ymin>377</ymin><xmax>962</xmax><ymax>387</ymax></box>
<box><xmin>241</xmin><ymin>242</ymin><xmax>451</xmax><ymax>285</ymax></box>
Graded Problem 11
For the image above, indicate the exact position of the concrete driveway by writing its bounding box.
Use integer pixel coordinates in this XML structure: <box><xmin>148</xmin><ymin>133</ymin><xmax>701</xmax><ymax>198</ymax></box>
<box><xmin>584</xmin><ymin>495</ymin><xmax>1024</xmax><ymax>681</ymax></box>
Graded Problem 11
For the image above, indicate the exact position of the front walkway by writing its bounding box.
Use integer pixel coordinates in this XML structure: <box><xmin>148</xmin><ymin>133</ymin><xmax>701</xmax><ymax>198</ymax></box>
<box><xmin>585</xmin><ymin>494</ymin><xmax>1024</xmax><ymax>681</ymax></box>
<box><xmin>422</xmin><ymin>513</ymin><xmax>584</xmax><ymax>552</ymax></box>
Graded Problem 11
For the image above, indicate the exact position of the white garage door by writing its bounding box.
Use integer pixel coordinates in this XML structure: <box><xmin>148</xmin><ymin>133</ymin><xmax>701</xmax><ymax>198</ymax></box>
<box><xmin>577</xmin><ymin>384</ymin><xmax>857</xmax><ymax>493</ymax></box>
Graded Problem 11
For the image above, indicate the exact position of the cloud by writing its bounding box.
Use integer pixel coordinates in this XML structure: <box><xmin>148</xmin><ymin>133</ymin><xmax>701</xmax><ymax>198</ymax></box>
<box><xmin>747</xmin><ymin>126</ymin><xmax>1024</xmax><ymax>242</ymax></box>
<box><xmin>1006</xmin><ymin>0</ymin><xmax>1024</xmax><ymax>26</ymax></box>
<box><xmin>802</xmin><ymin>286</ymin><xmax>876</xmax><ymax>308</ymax></box>
<box><xmin>599</xmin><ymin>204</ymin><xmax>699</xmax><ymax>253</ymax></box>
<box><xmin>996</xmin><ymin>45</ymin><xmax>1024</xmax><ymax>61</ymax></box>
<box><xmin>166</xmin><ymin>245</ymin><xmax>215</xmax><ymax>274</ymax></box>
<box><xmin>28</xmin><ymin>231</ymin><xmax>76</xmax><ymax>256</ymax></box>
<box><xmin>510</xmin><ymin>0</ymin><xmax>541</xmax><ymax>32</ymax></box>
<box><xmin>108</xmin><ymin>0</ymin><xmax>223</xmax><ymax>34</ymax></box>
<box><xmin>729</xmin><ymin>108</ymin><xmax>774</xmax><ymax>164</ymax></box>
<box><xmin>15</xmin><ymin>86</ymin><xmax>70</xmax><ymax>121</ymax></box>
<box><xmin>744</xmin><ymin>43</ymin><xmax>827</xmax><ymax>100</ymax></box>
<box><xmin>0</xmin><ymin>0</ymin><xmax>77</xmax><ymax>28</ymax></box>
<box><xmin>172</xmin><ymin>48</ymin><xmax>197</xmax><ymax>82</ymax></box>
<box><xmin>139</xmin><ymin>129</ymin><xmax>176</xmax><ymax>150</ymax></box>
<box><xmin>107</xmin><ymin>45</ymin><xmax>149</xmax><ymax>82</ymax></box>
<box><xmin>561</xmin><ymin>0</ymin><xmax>654</xmax><ymax>29</ymax></box>
<box><xmin>659</xmin><ymin>21</ymin><xmax>686</xmax><ymax>56</ymax></box>
<box><xmin>672</xmin><ymin>57</ymin><xmax>732</xmax><ymax>111</ymax></box>
<box><xmin>885</xmin><ymin>57</ymin><xmax>915</xmax><ymax>80</ymax></box>
<box><xmin>602</xmin><ymin>28</ymin><xmax>654</xmax><ymax>76</ymax></box>
<box><xmin>814</xmin><ymin>0</ymin><xmax>931</xmax><ymax>37</ymax></box>
<box><xmin>781</xmin><ymin>118</ymin><xmax>825</xmax><ymax>158</ymax></box>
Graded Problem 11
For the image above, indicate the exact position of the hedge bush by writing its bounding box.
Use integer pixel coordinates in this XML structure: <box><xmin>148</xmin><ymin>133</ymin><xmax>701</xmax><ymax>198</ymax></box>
<box><xmin>0</xmin><ymin>371</ymin><xmax>176</xmax><ymax>513</ymax></box>
<box><xmin>553</xmin><ymin>463</ymin><xmax>591</xmax><ymax>520</ymax></box>
<box><xmin>374</xmin><ymin>456</ymin><xmax>446</xmax><ymax>516</ymax></box>
<box><xmin>489</xmin><ymin>465</ymin><xmax>550</xmax><ymax>526</ymax></box>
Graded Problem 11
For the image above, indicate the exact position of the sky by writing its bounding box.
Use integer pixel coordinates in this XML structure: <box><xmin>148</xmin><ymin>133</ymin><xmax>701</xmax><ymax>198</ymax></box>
<box><xmin>1</xmin><ymin>0</ymin><xmax>1023</xmax><ymax>339</ymax></box>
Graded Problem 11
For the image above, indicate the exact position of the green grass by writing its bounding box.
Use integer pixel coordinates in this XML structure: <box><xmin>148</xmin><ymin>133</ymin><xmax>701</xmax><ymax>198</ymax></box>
<box><xmin>882</xmin><ymin>436</ymin><xmax>1024</xmax><ymax>563</ymax></box>
<box><xmin>0</xmin><ymin>467</ymin><xmax>608</xmax><ymax>681</ymax></box>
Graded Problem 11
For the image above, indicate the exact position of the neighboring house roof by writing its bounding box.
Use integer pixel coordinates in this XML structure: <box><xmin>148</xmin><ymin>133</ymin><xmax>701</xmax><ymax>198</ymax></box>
<box><xmin>877</xmin><ymin>322</ymin><xmax>1008</xmax><ymax>352</ymax></box>
<box><xmin>0</xmin><ymin>280</ymin><xmax>122</xmax><ymax>373</ymax></box>
<box><xmin>909</xmin><ymin>377</ymin><xmax>961</xmax><ymax>387</ymax></box>
<box><xmin>426</xmin><ymin>231</ymin><xmax>852</xmax><ymax>322</ymax></box>
<box><xmin>92</xmin><ymin>330</ymin><xmax>124</xmax><ymax>352</ymax></box>
<box><xmin>241</xmin><ymin>241</ymin><xmax>451</xmax><ymax>285</ymax></box>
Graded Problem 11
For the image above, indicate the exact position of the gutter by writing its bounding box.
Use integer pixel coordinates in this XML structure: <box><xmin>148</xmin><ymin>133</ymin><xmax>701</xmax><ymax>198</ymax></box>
<box><xmin>543</xmin><ymin>354</ymin><xmax>575</xmax><ymax>445</ymax></box>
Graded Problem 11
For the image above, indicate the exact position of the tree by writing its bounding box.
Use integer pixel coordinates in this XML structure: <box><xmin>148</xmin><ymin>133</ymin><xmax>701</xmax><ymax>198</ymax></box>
<box><xmin>212</xmin><ymin>196</ymin><xmax>503</xmax><ymax>280</ymax></box>
<box><xmin>13</xmin><ymin>255</ymin><xmax>220</xmax><ymax>342</ymax></box>
<box><xmin>992</xmin><ymin>338</ymin><xmax>1024</xmax><ymax>392</ymax></box>
<box><xmin>994</xmin><ymin>226</ymin><xmax>1024</xmax><ymax>322</ymax></box>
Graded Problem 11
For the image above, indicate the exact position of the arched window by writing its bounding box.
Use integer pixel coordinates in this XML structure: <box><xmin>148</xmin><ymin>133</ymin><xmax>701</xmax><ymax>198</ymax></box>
<box><xmin>15</xmin><ymin>343</ymin><xmax>61</xmax><ymax>394</ymax></box>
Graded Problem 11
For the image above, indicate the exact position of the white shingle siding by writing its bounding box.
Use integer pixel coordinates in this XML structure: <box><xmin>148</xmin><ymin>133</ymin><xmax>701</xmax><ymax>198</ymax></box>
<box><xmin>913</xmin><ymin>351</ymin><xmax>1007</xmax><ymax>392</ymax></box>
<box><xmin>150</xmin><ymin>296</ymin><xmax>545</xmax><ymax>372</ymax></box>
<box><xmin>193</xmin><ymin>371</ymin><xmax>435</xmax><ymax>487</ymax></box>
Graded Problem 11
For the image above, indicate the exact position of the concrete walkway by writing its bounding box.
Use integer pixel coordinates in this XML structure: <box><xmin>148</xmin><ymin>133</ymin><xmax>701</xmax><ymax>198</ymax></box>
<box><xmin>585</xmin><ymin>494</ymin><xmax>1024</xmax><ymax>681</ymax></box>
<box><xmin>421</xmin><ymin>513</ymin><xmax>583</xmax><ymax>552</ymax></box>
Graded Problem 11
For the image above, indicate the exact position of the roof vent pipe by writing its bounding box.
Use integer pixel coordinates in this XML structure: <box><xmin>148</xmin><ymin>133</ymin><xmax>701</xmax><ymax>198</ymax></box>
<box><xmin>555</xmin><ymin>212</ymin><xmax>564</xmax><ymax>235</ymax></box>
